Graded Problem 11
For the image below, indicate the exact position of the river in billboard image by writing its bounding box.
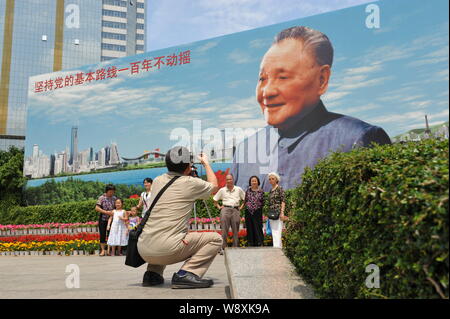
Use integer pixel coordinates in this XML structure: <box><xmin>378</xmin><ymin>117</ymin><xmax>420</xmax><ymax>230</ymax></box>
<box><xmin>25</xmin><ymin>162</ymin><xmax>231</xmax><ymax>188</ymax></box>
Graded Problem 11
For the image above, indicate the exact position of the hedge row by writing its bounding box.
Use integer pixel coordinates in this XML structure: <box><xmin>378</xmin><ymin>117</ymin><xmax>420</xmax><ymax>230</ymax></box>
<box><xmin>2</xmin><ymin>189</ymin><xmax>296</xmax><ymax>225</ymax></box>
<box><xmin>2</xmin><ymin>198</ymin><xmax>226</xmax><ymax>225</ymax></box>
<box><xmin>4</xmin><ymin>199</ymin><xmax>137</xmax><ymax>225</ymax></box>
<box><xmin>284</xmin><ymin>138</ymin><xmax>449</xmax><ymax>299</ymax></box>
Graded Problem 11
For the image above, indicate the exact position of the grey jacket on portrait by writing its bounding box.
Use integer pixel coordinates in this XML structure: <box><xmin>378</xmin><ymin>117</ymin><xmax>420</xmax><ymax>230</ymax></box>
<box><xmin>230</xmin><ymin>100</ymin><xmax>391</xmax><ymax>192</ymax></box>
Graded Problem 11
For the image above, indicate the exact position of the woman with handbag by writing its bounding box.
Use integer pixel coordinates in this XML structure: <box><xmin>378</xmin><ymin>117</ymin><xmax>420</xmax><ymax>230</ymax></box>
<box><xmin>244</xmin><ymin>176</ymin><xmax>265</xmax><ymax>247</ymax></box>
<box><xmin>267</xmin><ymin>172</ymin><xmax>287</xmax><ymax>248</ymax></box>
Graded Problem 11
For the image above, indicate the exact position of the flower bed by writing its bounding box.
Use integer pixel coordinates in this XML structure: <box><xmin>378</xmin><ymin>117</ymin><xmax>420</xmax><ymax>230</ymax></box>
<box><xmin>0</xmin><ymin>239</ymin><xmax>99</xmax><ymax>253</ymax></box>
<box><xmin>0</xmin><ymin>233</ymin><xmax>99</xmax><ymax>253</ymax></box>
<box><xmin>0</xmin><ymin>229</ymin><xmax>285</xmax><ymax>255</ymax></box>
<box><xmin>0</xmin><ymin>222</ymin><xmax>98</xmax><ymax>231</ymax></box>
<box><xmin>1</xmin><ymin>217</ymin><xmax>269</xmax><ymax>235</ymax></box>
<box><xmin>0</xmin><ymin>222</ymin><xmax>99</xmax><ymax>236</ymax></box>
<box><xmin>0</xmin><ymin>233</ymin><xmax>99</xmax><ymax>243</ymax></box>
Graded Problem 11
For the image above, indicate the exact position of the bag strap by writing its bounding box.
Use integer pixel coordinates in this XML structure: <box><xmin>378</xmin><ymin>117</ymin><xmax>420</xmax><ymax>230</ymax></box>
<box><xmin>138</xmin><ymin>175</ymin><xmax>180</xmax><ymax>229</ymax></box>
<box><xmin>142</xmin><ymin>191</ymin><xmax>149</xmax><ymax>210</ymax></box>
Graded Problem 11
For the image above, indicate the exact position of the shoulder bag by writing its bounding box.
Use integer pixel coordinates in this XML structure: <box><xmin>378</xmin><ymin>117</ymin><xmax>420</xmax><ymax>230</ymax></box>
<box><xmin>267</xmin><ymin>209</ymin><xmax>280</xmax><ymax>220</ymax></box>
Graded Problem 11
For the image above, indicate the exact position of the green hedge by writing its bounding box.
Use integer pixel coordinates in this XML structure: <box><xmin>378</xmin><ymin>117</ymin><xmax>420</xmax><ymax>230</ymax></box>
<box><xmin>284</xmin><ymin>138</ymin><xmax>449</xmax><ymax>299</ymax></box>
<box><xmin>1</xmin><ymin>197</ymin><xmax>226</xmax><ymax>225</ymax></box>
<box><xmin>4</xmin><ymin>198</ymin><xmax>139</xmax><ymax>224</ymax></box>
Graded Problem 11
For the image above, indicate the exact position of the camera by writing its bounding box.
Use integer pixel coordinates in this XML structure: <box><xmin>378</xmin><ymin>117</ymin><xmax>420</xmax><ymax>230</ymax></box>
<box><xmin>190</xmin><ymin>165</ymin><xmax>199</xmax><ymax>178</ymax></box>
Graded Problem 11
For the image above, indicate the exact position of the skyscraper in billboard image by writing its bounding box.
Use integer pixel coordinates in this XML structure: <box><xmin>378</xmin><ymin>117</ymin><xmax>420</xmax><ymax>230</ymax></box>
<box><xmin>24</xmin><ymin>0</ymin><xmax>448</xmax><ymax>199</ymax></box>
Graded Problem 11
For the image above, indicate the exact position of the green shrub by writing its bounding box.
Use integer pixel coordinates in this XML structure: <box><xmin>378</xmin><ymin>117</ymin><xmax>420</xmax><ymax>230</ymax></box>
<box><xmin>1</xmin><ymin>197</ymin><xmax>224</xmax><ymax>225</ymax></box>
<box><xmin>284</xmin><ymin>138</ymin><xmax>449</xmax><ymax>299</ymax></box>
<box><xmin>1</xmin><ymin>183</ymin><xmax>289</xmax><ymax>224</ymax></box>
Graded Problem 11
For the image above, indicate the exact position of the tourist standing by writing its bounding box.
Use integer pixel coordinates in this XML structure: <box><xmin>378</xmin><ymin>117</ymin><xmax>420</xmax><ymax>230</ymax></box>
<box><xmin>213</xmin><ymin>174</ymin><xmax>245</xmax><ymax>251</ymax></box>
<box><xmin>95</xmin><ymin>184</ymin><xmax>117</xmax><ymax>256</ymax></box>
<box><xmin>137</xmin><ymin>177</ymin><xmax>153</xmax><ymax>217</ymax></box>
<box><xmin>127</xmin><ymin>206</ymin><xmax>141</xmax><ymax>230</ymax></box>
<box><xmin>267</xmin><ymin>172</ymin><xmax>286</xmax><ymax>248</ymax></box>
<box><xmin>244</xmin><ymin>176</ymin><xmax>265</xmax><ymax>247</ymax></box>
<box><xmin>107</xmin><ymin>198</ymin><xmax>129</xmax><ymax>256</ymax></box>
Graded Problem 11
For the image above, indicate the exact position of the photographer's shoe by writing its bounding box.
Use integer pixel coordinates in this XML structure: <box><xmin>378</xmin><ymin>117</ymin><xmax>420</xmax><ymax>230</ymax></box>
<box><xmin>142</xmin><ymin>271</ymin><xmax>164</xmax><ymax>287</ymax></box>
<box><xmin>171</xmin><ymin>272</ymin><xmax>212</xmax><ymax>289</ymax></box>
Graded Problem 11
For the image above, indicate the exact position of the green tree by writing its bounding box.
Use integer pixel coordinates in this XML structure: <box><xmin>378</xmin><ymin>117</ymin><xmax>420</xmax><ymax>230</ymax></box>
<box><xmin>0</xmin><ymin>146</ymin><xmax>26</xmax><ymax>213</ymax></box>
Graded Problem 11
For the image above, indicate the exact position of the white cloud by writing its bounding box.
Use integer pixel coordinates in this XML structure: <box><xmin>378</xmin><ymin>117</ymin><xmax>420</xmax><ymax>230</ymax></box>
<box><xmin>378</xmin><ymin>93</ymin><xmax>426</xmax><ymax>103</ymax></box>
<box><xmin>408</xmin><ymin>100</ymin><xmax>433</xmax><ymax>109</ymax></box>
<box><xmin>249</xmin><ymin>38</ymin><xmax>271</xmax><ymax>49</ymax></box>
<box><xmin>371</xmin><ymin>108</ymin><xmax>449</xmax><ymax>125</ymax></box>
<box><xmin>194</xmin><ymin>41</ymin><xmax>219</xmax><ymax>54</ymax></box>
<box><xmin>344</xmin><ymin>64</ymin><xmax>382</xmax><ymax>75</ymax></box>
<box><xmin>219</xmin><ymin>113</ymin><xmax>254</xmax><ymax>120</ymax></box>
<box><xmin>28</xmin><ymin>72</ymin><xmax>213</xmax><ymax>124</ymax></box>
<box><xmin>338</xmin><ymin>76</ymin><xmax>393</xmax><ymax>91</ymax></box>
<box><xmin>228</xmin><ymin>49</ymin><xmax>254</xmax><ymax>64</ymax></box>
<box><xmin>407</xmin><ymin>56</ymin><xmax>448</xmax><ymax>67</ymax></box>
<box><xmin>227</xmin><ymin>79</ymin><xmax>251</xmax><ymax>88</ymax></box>
<box><xmin>186</xmin><ymin>106</ymin><xmax>220</xmax><ymax>114</ymax></box>
<box><xmin>323</xmin><ymin>91</ymin><xmax>351</xmax><ymax>101</ymax></box>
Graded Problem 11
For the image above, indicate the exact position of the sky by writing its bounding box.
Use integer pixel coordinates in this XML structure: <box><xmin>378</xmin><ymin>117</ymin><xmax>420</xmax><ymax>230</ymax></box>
<box><xmin>25</xmin><ymin>0</ymin><xmax>449</xmax><ymax>159</ymax></box>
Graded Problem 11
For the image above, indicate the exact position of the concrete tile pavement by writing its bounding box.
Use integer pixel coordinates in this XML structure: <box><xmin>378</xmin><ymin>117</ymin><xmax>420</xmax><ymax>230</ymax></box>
<box><xmin>0</xmin><ymin>255</ymin><xmax>229</xmax><ymax>299</ymax></box>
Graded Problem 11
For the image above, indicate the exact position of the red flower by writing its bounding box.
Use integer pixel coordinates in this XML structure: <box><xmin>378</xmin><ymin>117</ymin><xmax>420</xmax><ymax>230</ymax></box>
<box><xmin>129</xmin><ymin>194</ymin><xmax>139</xmax><ymax>199</ymax></box>
<box><xmin>213</xmin><ymin>168</ymin><xmax>230</xmax><ymax>193</ymax></box>
<box><xmin>0</xmin><ymin>233</ymin><xmax>99</xmax><ymax>243</ymax></box>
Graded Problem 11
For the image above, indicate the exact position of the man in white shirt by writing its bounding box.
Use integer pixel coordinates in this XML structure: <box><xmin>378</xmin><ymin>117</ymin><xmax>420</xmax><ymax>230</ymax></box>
<box><xmin>137</xmin><ymin>177</ymin><xmax>153</xmax><ymax>217</ymax></box>
<box><xmin>213</xmin><ymin>174</ymin><xmax>245</xmax><ymax>250</ymax></box>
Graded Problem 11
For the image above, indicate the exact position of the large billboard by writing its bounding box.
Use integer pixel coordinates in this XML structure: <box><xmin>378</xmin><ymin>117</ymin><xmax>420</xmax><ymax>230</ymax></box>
<box><xmin>24</xmin><ymin>0</ymin><xmax>449</xmax><ymax>195</ymax></box>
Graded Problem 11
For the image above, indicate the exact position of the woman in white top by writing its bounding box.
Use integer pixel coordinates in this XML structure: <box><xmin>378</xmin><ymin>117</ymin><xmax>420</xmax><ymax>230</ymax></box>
<box><xmin>107</xmin><ymin>198</ymin><xmax>129</xmax><ymax>256</ymax></box>
<box><xmin>267</xmin><ymin>172</ymin><xmax>288</xmax><ymax>248</ymax></box>
<box><xmin>137</xmin><ymin>177</ymin><xmax>153</xmax><ymax>217</ymax></box>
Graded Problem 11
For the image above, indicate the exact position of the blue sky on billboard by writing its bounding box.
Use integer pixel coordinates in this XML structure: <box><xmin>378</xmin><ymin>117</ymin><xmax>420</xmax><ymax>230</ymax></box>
<box><xmin>146</xmin><ymin>0</ymin><xmax>376</xmax><ymax>51</ymax></box>
<box><xmin>27</xmin><ymin>0</ymin><xmax>449</xmax><ymax>159</ymax></box>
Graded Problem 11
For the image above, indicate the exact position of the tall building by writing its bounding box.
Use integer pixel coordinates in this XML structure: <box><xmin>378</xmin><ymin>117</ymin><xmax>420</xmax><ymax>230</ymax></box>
<box><xmin>69</xmin><ymin>125</ymin><xmax>78</xmax><ymax>165</ymax></box>
<box><xmin>0</xmin><ymin>0</ymin><xmax>146</xmax><ymax>150</ymax></box>
<box><xmin>98</xmin><ymin>147</ymin><xmax>106</xmax><ymax>167</ymax></box>
<box><xmin>105</xmin><ymin>145</ymin><xmax>111</xmax><ymax>166</ymax></box>
<box><xmin>109</xmin><ymin>142</ymin><xmax>120</xmax><ymax>165</ymax></box>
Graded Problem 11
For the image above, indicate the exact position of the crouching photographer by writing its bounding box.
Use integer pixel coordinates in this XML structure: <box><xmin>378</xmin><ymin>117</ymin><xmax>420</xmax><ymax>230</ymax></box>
<box><xmin>136</xmin><ymin>146</ymin><xmax>222</xmax><ymax>289</ymax></box>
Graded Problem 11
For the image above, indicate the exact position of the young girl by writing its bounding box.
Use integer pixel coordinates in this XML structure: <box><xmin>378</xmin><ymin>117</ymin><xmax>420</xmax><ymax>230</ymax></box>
<box><xmin>127</xmin><ymin>206</ymin><xmax>141</xmax><ymax>231</ymax></box>
<box><xmin>106</xmin><ymin>198</ymin><xmax>129</xmax><ymax>256</ymax></box>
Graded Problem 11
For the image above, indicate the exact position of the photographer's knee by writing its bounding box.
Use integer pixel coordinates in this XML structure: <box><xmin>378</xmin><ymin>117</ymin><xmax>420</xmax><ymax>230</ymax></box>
<box><xmin>212</xmin><ymin>232</ymin><xmax>223</xmax><ymax>246</ymax></box>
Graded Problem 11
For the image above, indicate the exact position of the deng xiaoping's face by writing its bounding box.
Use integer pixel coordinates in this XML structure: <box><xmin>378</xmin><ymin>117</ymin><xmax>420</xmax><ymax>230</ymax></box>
<box><xmin>256</xmin><ymin>38</ymin><xmax>330</xmax><ymax>130</ymax></box>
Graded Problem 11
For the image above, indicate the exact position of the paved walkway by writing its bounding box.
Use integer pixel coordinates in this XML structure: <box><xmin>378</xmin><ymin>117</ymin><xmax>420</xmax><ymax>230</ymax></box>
<box><xmin>0</xmin><ymin>255</ymin><xmax>229</xmax><ymax>299</ymax></box>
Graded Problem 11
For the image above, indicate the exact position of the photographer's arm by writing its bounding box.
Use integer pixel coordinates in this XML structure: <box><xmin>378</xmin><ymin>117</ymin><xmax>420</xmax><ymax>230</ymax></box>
<box><xmin>198</xmin><ymin>153</ymin><xmax>219</xmax><ymax>194</ymax></box>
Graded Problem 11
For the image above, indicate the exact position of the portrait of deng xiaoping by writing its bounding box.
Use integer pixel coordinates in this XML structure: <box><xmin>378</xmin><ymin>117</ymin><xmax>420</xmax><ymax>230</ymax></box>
<box><xmin>231</xmin><ymin>26</ymin><xmax>391</xmax><ymax>192</ymax></box>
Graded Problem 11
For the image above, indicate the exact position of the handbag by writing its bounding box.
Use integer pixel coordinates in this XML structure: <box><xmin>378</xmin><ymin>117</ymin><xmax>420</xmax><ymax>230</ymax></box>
<box><xmin>267</xmin><ymin>209</ymin><xmax>280</xmax><ymax>220</ymax></box>
<box><xmin>125</xmin><ymin>175</ymin><xmax>180</xmax><ymax>268</ymax></box>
